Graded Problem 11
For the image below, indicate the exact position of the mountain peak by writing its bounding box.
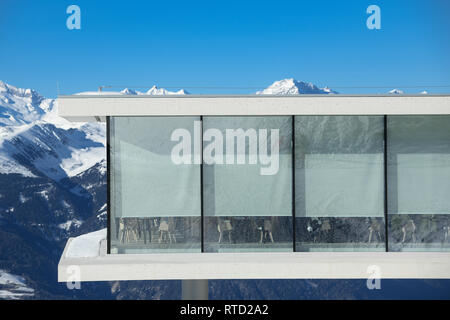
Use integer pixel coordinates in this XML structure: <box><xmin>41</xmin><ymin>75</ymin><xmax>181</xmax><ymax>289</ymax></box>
<box><xmin>77</xmin><ymin>85</ymin><xmax>188</xmax><ymax>96</ymax></box>
<box><xmin>145</xmin><ymin>85</ymin><xmax>187</xmax><ymax>95</ymax></box>
<box><xmin>256</xmin><ymin>78</ymin><xmax>337</xmax><ymax>95</ymax></box>
<box><xmin>388</xmin><ymin>88</ymin><xmax>404</xmax><ymax>94</ymax></box>
<box><xmin>120</xmin><ymin>88</ymin><xmax>139</xmax><ymax>95</ymax></box>
<box><xmin>0</xmin><ymin>80</ymin><xmax>43</xmax><ymax>101</ymax></box>
<box><xmin>0</xmin><ymin>81</ymin><xmax>105</xmax><ymax>179</ymax></box>
<box><xmin>0</xmin><ymin>81</ymin><xmax>54</xmax><ymax>127</ymax></box>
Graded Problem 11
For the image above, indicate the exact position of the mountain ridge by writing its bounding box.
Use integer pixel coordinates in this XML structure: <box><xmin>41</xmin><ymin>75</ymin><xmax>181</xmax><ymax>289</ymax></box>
<box><xmin>0</xmin><ymin>78</ymin><xmax>337</xmax><ymax>179</ymax></box>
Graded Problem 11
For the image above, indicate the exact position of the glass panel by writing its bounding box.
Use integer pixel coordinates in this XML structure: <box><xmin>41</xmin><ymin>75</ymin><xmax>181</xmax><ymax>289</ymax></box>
<box><xmin>203</xmin><ymin>116</ymin><xmax>293</xmax><ymax>252</ymax></box>
<box><xmin>295</xmin><ymin>116</ymin><xmax>385</xmax><ymax>252</ymax></box>
<box><xmin>109</xmin><ymin>116</ymin><xmax>201</xmax><ymax>253</ymax></box>
<box><xmin>387</xmin><ymin>115</ymin><xmax>450</xmax><ymax>252</ymax></box>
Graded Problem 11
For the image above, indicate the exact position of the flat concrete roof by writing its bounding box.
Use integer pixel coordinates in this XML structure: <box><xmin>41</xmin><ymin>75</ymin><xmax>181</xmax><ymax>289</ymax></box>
<box><xmin>57</xmin><ymin>95</ymin><xmax>450</xmax><ymax>122</ymax></box>
<box><xmin>58</xmin><ymin>237</ymin><xmax>450</xmax><ymax>282</ymax></box>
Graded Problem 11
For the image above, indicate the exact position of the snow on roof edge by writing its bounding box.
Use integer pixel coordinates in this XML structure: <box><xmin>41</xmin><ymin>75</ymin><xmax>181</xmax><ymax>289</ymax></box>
<box><xmin>65</xmin><ymin>228</ymin><xmax>106</xmax><ymax>258</ymax></box>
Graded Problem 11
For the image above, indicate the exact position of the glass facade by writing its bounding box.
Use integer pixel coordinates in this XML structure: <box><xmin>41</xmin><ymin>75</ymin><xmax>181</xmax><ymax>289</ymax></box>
<box><xmin>202</xmin><ymin>116</ymin><xmax>293</xmax><ymax>252</ymax></box>
<box><xmin>108</xmin><ymin>115</ymin><xmax>450</xmax><ymax>254</ymax></box>
<box><xmin>387</xmin><ymin>115</ymin><xmax>450</xmax><ymax>251</ymax></box>
<box><xmin>294</xmin><ymin>116</ymin><xmax>385</xmax><ymax>251</ymax></box>
<box><xmin>109</xmin><ymin>117</ymin><xmax>201</xmax><ymax>253</ymax></box>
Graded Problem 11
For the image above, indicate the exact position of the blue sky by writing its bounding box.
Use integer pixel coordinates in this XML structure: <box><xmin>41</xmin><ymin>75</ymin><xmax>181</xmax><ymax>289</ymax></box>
<box><xmin>0</xmin><ymin>0</ymin><xmax>449</xmax><ymax>97</ymax></box>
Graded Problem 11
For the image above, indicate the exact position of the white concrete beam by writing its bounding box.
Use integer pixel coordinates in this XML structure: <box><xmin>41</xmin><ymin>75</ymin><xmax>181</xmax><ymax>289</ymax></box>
<box><xmin>58</xmin><ymin>238</ymin><xmax>450</xmax><ymax>282</ymax></box>
<box><xmin>57</xmin><ymin>95</ymin><xmax>450</xmax><ymax>122</ymax></box>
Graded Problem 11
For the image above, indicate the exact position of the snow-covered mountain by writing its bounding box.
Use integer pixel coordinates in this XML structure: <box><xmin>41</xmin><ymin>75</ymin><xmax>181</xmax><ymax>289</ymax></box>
<box><xmin>1</xmin><ymin>78</ymin><xmax>336</xmax><ymax>180</ymax></box>
<box><xmin>76</xmin><ymin>85</ymin><xmax>188</xmax><ymax>96</ymax></box>
<box><xmin>0</xmin><ymin>82</ymin><xmax>188</xmax><ymax>181</ymax></box>
<box><xmin>388</xmin><ymin>88</ymin><xmax>404</xmax><ymax>94</ymax></box>
<box><xmin>144</xmin><ymin>85</ymin><xmax>188</xmax><ymax>95</ymax></box>
<box><xmin>0</xmin><ymin>81</ymin><xmax>54</xmax><ymax>127</ymax></box>
<box><xmin>256</xmin><ymin>78</ymin><xmax>337</xmax><ymax>95</ymax></box>
<box><xmin>0</xmin><ymin>82</ymin><xmax>105</xmax><ymax>180</ymax></box>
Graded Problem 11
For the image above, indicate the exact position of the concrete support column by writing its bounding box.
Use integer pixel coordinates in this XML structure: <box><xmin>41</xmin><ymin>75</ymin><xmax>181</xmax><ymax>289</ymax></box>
<box><xmin>182</xmin><ymin>279</ymin><xmax>209</xmax><ymax>300</ymax></box>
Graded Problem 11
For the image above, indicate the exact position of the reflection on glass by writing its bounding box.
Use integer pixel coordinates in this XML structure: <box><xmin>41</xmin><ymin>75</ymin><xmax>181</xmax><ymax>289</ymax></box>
<box><xmin>107</xmin><ymin>115</ymin><xmax>450</xmax><ymax>254</ymax></box>
<box><xmin>109</xmin><ymin>117</ymin><xmax>201</xmax><ymax>253</ymax></box>
<box><xmin>387</xmin><ymin>115</ymin><xmax>450</xmax><ymax>251</ymax></box>
<box><xmin>202</xmin><ymin>116</ymin><xmax>293</xmax><ymax>252</ymax></box>
<box><xmin>295</xmin><ymin>116</ymin><xmax>386</xmax><ymax>251</ymax></box>
<box><xmin>203</xmin><ymin>216</ymin><xmax>293</xmax><ymax>252</ymax></box>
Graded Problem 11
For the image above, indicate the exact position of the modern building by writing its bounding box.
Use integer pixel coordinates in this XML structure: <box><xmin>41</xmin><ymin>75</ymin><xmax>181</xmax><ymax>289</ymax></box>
<box><xmin>57</xmin><ymin>94</ymin><xmax>450</xmax><ymax>287</ymax></box>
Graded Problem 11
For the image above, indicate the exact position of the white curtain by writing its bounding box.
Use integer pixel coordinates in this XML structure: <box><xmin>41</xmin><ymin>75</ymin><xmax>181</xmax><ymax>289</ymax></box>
<box><xmin>206</xmin><ymin>155</ymin><xmax>292</xmax><ymax>216</ymax></box>
<box><xmin>397</xmin><ymin>154</ymin><xmax>450</xmax><ymax>214</ymax></box>
<box><xmin>295</xmin><ymin>116</ymin><xmax>385</xmax><ymax>218</ymax></box>
<box><xmin>304</xmin><ymin>153</ymin><xmax>384</xmax><ymax>217</ymax></box>
<box><xmin>111</xmin><ymin>117</ymin><xmax>201</xmax><ymax>218</ymax></box>
<box><xmin>388</xmin><ymin>115</ymin><xmax>450</xmax><ymax>215</ymax></box>
<box><xmin>203</xmin><ymin>116</ymin><xmax>292</xmax><ymax>217</ymax></box>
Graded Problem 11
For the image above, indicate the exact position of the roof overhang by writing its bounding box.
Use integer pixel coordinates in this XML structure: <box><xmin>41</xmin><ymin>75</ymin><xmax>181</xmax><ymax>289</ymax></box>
<box><xmin>57</xmin><ymin>95</ymin><xmax>450</xmax><ymax>122</ymax></box>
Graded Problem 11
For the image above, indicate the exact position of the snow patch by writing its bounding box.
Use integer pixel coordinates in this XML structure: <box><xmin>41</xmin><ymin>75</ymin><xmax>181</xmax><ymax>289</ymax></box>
<box><xmin>58</xmin><ymin>218</ymin><xmax>83</xmax><ymax>231</ymax></box>
<box><xmin>0</xmin><ymin>270</ymin><xmax>34</xmax><ymax>300</ymax></box>
<box><xmin>19</xmin><ymin>193</ymin><xmax>30</xmax><ymax>203</ymax></box>
<box><xmin>60</xmin><ymin>146</ymin><xmax>106</xmax><ymax>177</ymax></box>
<box><xmin>98</xmin><ymin>203</ymin><xmax>107</xmax><ymax>212</ymax></box>
<box><xmin>97</xmin><ymin>211</ymin><xmax>107</xmax><ymax>220</ymax></box>
<box><xmin>37</xmin><ymin>189</ymin><xmax>50</xmax><ymax>200</ymax></box>
<box><xmin>0</xmin><ymin>271</ymin><xmax>28</xmax><ymax>286</ymax></box>
<box><xmin>98</xmin><ymin>159</ymin><xmax>106</xmax><ymax>175</ymax></box>
<box><xmin>0</xmin><ymin>153</ymin><xmax>36</xmax><ymax>177</ymax></box>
